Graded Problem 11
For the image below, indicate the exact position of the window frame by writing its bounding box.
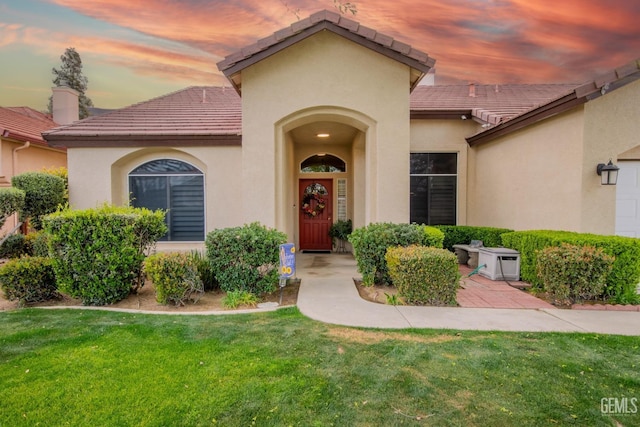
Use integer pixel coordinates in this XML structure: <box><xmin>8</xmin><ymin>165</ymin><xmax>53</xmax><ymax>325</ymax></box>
<box><xmin>409</xmin><ymin>152</ymin><xmax>458</xmax><ymax>226</ymax></box>
<box><xmin>128</xmin><ymin>158</ymin><xmax>206</xmax><ymax>242</ymax></box>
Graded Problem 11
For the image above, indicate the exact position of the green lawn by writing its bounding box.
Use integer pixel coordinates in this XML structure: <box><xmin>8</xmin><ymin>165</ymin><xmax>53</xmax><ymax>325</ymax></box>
<box><xmin>0</xmin><ymin>308</ymin><xmax>638</xmax><ymax>426</ymax></box>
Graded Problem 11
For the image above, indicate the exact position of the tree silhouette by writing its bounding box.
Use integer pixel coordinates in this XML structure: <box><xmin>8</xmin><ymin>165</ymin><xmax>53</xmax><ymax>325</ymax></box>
<box><xmin>47</xmin><ymin>47</ymin><xmax>94</xmax><ymax>119</ymax></box>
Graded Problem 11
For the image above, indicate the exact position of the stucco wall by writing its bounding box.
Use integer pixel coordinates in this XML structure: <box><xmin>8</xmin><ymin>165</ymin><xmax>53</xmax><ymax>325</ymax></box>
<box><xmin>468</xmin><ymin>109</ymin><xmax>586</xmax><ymax>231</ymax></box>
<box><xmin>67</xmin><ymin>145</ymin><xmax>242</xmax><ymax>246</ymax></box>
<box><xmin>582</xmin><ymin>79</ymin><xmax>640</xmax><ymax>233</ymax></box>
<box><xmin>409</xmin><ymin>119</ymin><xmax>477</xmax><ymax>224</ymax></box>
<box><xmin>468</xmin><ymin>78</ymin><xmax>640</xmax><ymax>234</ymax></box>
<box><xmin>240</xmin><ymin>31</ymin><xmax>412</xmax><ymax>238</ymax></box>
<box><xmin>0</xmin><ymin>139</ymin><xmax>66</xmax><ymax>185</ymax></box>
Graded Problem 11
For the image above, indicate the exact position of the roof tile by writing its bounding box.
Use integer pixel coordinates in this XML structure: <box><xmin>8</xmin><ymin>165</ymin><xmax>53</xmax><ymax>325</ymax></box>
<box><xmin>373</xmin><ymin>32</ymin><xmax>394</xmax><ymax>47</ymax></box>
<box><xmin>356</xmin><ymin>25</ymin><xmax>376</xmax><ymax>40</ymax></box>
<box><xmin>44</xmin><ymin>86</ymin><xmax>242</xmax><ymax>140</ymax></box>
<box><xmin>217</xmin><ymin>9</ymin><xmax>433</xmax><ymax>81</ymax></box>
<box><xmin>0</xmin><ymin>107</ymin><xmax>59</xmax><ymax>146</ymax></box>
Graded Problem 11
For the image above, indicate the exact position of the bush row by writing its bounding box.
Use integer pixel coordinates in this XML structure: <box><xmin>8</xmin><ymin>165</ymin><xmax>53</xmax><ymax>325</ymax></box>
<box><xmin>386</xmin><ymin>245</ymin><xmax>459</xmax><ymax>306</ymax></box>
<box><xmin>434</xmin><ymin>225</ymin><xmax>514</xmax><ymax>251</ymax></box>
<box><xmin>349</xmin><ymin>223</ymin><xmax>444</xmax><ymax>286</ymax></box>
<box><xmin>502</xmin><ymin>230</ymin><xmax>640</xmax><ymax>303</ymax></box>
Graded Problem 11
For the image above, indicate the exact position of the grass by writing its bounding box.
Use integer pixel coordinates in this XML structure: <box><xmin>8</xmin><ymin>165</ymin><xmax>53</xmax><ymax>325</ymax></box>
<box><xmin>0</xmin><ymin>308</ymin><xmax>639</xmax><ymax>426</ymax></box>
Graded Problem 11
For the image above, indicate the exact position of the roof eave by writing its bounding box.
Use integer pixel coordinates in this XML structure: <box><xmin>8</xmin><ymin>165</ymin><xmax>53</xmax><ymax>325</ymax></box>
<box><xmin>411</xmin><ymin>109</ymin><xmax>473</xmax><ymax>120</ymax></box>
<box><xmin>44</xmin><ymin>134</ymin><xmax>242</xmax><ymax>148</ymax></box>
<box><xmin>466</xmin><ymin>93</ymin><xmax>584</xmax><ymax>147</ymax></box>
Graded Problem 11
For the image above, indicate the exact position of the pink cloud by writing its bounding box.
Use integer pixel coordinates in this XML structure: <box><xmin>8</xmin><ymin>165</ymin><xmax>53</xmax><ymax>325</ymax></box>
<box><xmin>26</xmin><ymin>0</ymin><xmax>640</xmax><ymax>86</ymax></box>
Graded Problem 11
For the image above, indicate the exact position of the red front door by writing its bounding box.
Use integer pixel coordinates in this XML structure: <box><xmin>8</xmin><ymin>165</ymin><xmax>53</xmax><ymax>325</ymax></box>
<box><xmin>299</xmin><ymin>179</ymin><xmax>333</xmax><ymax>251</ymax></box>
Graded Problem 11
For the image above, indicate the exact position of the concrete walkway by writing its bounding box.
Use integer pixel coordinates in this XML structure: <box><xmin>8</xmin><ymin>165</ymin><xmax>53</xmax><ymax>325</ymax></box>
<box><xmin>296</xmin><ymin>253</ymin><xmax>640</xmax><ymax>336</ymax></box>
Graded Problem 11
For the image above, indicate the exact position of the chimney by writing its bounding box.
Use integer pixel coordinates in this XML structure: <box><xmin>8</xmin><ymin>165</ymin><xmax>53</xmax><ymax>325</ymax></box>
<box><xmin>52</xmin><ymin>81</ymin><xmax>79</xmax><ymax>125</ymax></box>
<box><xmin>468</xmin><ymin>82</ymin><xmax>476</xmax><ymax>98</ymax></box>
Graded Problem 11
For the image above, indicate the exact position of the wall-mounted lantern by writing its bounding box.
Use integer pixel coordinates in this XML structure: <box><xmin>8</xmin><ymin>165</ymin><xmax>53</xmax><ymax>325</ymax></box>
<box><xmin>596</xmin><ymin>159</ymin><xmax>620</xmax><ymax>185</ymax></box>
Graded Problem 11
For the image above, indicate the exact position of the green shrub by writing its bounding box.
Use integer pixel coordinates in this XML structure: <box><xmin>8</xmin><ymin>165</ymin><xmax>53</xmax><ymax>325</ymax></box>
<box><xmin>536</xmin><ymin>243</ymin><xmax>614</xmax><ymax>305</ymax></box>
<box><xmin>41</xmin><ymin>166</ymin><xmax>69</xmax><ymax>203</ymax></box>
<box><xmin>435</xmin><ymin>225</ymin><xmax>514</xmax><ymax>251</ymax></box>
<box><xmin>0</xmin><ymin>233</ymin><xmax>27</xmax><ymax>259</ymax></box>
<box><xmin>43</xmin><ymin>205</ymin><xmax>167</xmax><ymax>306</ymax></box>
<box><xmin>25</xmin><ymin>231</ymin><xmax>49</xmax><ymax>257</ymax></box>
<box><xmin>144</xmin><ymin>252</ymin><xmax>204</xmax><ymax>306</ymax></box>
<box><xmin>329</xmin><ymin>219</ymin><xmax>352</xmax><ymax>251</ymax></box>
<box><xmin>190</xmin><ymin>250</ymin><xmax>218</xmax><ymax>291</ymax></box>
<box><xmin>0</xmin><ymin>187</ymin><xmax>25</xmax><ymax>228</ymax></box>
<box><xmin>12</xmin><ymin>172</ymin><xmax>65</xmax><ymax>230</ymax></box>
<box><xmin>222</xmin><ymin>290</ymin><xmax>258</xmax><ymax>309</ymax></box>
<box><xmin>0</xmin><ymin>256</ymin><xmax>57</xmax><ymax>305</ymax></box>
<box><xmin>502</xmin><ymin>230</ymin><xmax>640</xmax><ymax>303</ymax></box>
<box><xmin>205</xmin><ymin>222</ymin><xmax>287</xmax><ymax>295</ymax></box>
<box><xmin>348</xmin><ymin>223</ymin><xmax>444</xmax><ymax>286</ymax></box>
<box><xmin>386</xmin><ymin>245</ymin><xmax>459</xmax><ymax>306</ymax></box>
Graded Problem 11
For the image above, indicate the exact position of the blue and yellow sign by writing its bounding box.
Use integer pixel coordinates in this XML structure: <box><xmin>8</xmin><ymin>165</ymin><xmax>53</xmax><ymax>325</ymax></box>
<box><xmin>279</xmin><ymin>243</ymin><xmax>296</xmax><ymax>279</ymax></box>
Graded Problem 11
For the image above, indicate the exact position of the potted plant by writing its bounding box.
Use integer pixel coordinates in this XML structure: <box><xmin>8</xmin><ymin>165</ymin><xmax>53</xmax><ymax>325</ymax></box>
<box><xmin>328</xmin><ymin>219</ymin><xmax>352</xmax><ymax>253</ymax></box>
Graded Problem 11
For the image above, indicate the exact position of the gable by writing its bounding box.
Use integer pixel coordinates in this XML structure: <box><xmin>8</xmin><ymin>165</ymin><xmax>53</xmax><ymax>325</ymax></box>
<box><xmin>217</xmin><ymin>9</ymin><xmax>434</xmax><ymax>94</ymax></box>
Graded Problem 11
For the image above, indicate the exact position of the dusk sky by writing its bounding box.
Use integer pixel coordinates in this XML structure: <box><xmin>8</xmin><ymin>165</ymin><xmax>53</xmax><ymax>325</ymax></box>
<box><xmin>2</xmin><ymin>0</ymin><xmax>639</xmax><ymax>111</ymax></box>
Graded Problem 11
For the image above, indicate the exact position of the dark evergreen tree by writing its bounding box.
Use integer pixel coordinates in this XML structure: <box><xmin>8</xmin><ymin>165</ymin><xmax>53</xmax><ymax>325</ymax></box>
<box><xmin>47</xmin><ymin>47</ymin><xmax>94</xmax><ymax>119</ymax></box>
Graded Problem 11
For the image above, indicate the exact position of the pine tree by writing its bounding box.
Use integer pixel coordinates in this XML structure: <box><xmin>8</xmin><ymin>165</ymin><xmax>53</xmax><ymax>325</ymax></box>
<box><xmin>47</xmin><ymin>47</ymin><xmax>94</xmax><ymax>119</ymax></box>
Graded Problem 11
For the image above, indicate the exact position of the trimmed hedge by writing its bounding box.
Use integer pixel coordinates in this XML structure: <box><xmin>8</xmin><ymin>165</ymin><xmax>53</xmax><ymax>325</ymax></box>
<box><xmin>43</xmin><ymin>205</ymin><xmax>167</xmax><ymax>305</ymax></box>
<box><xmin>502</xmin><ymin>230</ymin><xmax>640</xmax><ymax>303</ymax></box>
<box><xmin>348</xmin><ymin>223</ymin><xmax>444</xmax><ymax>286</ymax></box>
<box><xmin>435</xmin><ymin>225</ymin><xmax>514</xmax><ymax>251</ymax></box>
<box><xmin>0</xmin><ymin>256</ymin><xmax>57</xmax><ymax>305</ymax></box>
<box><xmin>0</xmin><ymin>233</ymin><xmax>27</xmax><ymax>259</ymax></box>
<box><xmin>144</xmin><ymin>252</ymin><xmax>204</xmax><ymax>306</ymax></box>
<box><xmin>0</xmin><ymin>187</ymin><xmax>25</xmax><ymax>228</ymax></box>
<box><xmin>386</xmin><ymin>245</ymin><xmax>459</xmax><ymax>306</ymax></box>
<box><xmin>205</xmin><ymin>222</ymin><xmax>287</xmax><ymax>295</ymax></box>
<box><xmin>12</xmin><ymin>172</ymin><xmax>65</xmax><ymax>230</ymax></box>
<box><xmin>537</xmin><ymin>243</ymin><xmax>614</xmax><ymax>305</ymax></box>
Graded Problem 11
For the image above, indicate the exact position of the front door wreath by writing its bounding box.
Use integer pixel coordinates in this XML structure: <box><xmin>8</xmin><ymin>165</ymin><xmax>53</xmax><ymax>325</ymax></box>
<box><xmin>301</xmin><ymin>192</ymin><xmax>326</xmax><ymax>217</ymax></box>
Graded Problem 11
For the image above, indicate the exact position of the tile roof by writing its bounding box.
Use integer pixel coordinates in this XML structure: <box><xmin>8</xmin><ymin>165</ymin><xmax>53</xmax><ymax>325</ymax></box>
<box><xmin>467</xmin><ymin>57</ymin><xmax>640</xmax><ymax>145</ymax></box>
<box><xmin>0</xmin><ymin>107</ymin><xmax>59</xmax><ymax>147</ymax></box>
<box><xmin>411</xmin><ymin>84</ymin><xmax>578</xmax><ymax>124</ymax></box>
<box><xmin>45</xmin><ymin>86</ymin><xmax>242</xmax><ymax>147</ymax></box>
<box><xmin>217</xmin><ymin>9</ymin><xmax>434</xmax><ymax>93</ymax></box>
<box><xmin>43</xmin><ymin>58</ymin><xmax>639</xmax><ymax>149</ymax></box>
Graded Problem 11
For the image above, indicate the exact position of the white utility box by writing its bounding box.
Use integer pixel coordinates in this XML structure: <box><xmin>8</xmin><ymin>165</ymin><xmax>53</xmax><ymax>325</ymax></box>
<box><xmin>478</xmin><ymin>248</ymin><xmax>520</xmax><ymax>281</ymax></box>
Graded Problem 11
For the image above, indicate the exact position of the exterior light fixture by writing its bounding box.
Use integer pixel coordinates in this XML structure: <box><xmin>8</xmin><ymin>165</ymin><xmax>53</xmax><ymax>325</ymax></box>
<box><xmin>316</xmin><ymin>133</ymin><xmax>330</xmax><ymax>138</ymax></box>
<box><xmin>596</xmin><ymin>159</ymin><xmax>619</xmax><ymax>185</ymax></box>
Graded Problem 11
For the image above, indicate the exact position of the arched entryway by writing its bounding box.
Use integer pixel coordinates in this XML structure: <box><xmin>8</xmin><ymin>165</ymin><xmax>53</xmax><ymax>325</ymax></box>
<box><xmin>275</xmin><ymin>107</ymin><xmax>375</xmax><ymax>251</ymax></box>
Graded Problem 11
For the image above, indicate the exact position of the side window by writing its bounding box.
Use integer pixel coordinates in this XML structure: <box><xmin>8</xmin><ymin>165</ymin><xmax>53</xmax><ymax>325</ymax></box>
<box><xmin>410</xmin><ymin>153</ymin><xmax>457</xmax><ymax>225</ymax></box>
<box><xmin>129</xmin><ymin>159</ymin><xmax>205</xmax><ymax>241</ymax></box>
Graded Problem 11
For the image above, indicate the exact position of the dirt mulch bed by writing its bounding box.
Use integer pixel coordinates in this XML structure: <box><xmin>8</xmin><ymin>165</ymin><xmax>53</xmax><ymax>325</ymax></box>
<box><xmin>354</xmin><ymin>279</ymin><xmax>401</xmax><ymax>305</ymax></box>
<box><xmin>0</xmin><ymin>279</ymin><xmax>300</xmax><ymax>313</ymax></box>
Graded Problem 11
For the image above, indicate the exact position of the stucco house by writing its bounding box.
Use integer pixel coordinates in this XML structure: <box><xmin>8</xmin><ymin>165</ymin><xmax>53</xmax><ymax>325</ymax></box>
<box><xmin>43</xmin><ymin>10</ymin><xmax>640</xmax><ymax>251</ymax></box>
<box><xmin>0</xmin><ymin>104</ymin><xmax>68</xmax><ymax>232</ymax></box>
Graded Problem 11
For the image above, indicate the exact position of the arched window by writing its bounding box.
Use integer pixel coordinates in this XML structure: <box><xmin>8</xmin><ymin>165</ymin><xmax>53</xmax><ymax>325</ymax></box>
<box><xmin>129</xmin><ymin>159</ymin><xmax>205</xmax><ymax>241</ymax></box>
<box><xmin>301</xmin><ymin>154</ymin><xmax>346</xmax><ymax>173</ymax></box>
